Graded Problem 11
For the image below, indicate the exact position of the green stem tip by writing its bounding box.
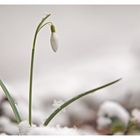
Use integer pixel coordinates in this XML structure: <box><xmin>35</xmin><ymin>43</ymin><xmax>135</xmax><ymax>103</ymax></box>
<box><xmin>28</xmin><ymin>14</ymin><xmax>53</xmax><ymax>126</ymax></box>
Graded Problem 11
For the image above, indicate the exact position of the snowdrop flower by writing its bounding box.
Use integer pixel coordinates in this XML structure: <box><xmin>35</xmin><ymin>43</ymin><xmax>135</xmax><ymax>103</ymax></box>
<box><xmin>97</xmin><ymin>101</ymin><xmax>130</xmax><ymax>133</ymax></box>
<box><xmin>50</xmin><ymin>24</ymin><xmax>58</xmax><ymax>52</ymax></box>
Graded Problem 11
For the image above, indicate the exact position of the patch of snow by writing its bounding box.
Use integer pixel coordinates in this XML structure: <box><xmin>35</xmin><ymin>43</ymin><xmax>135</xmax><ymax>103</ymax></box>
<box><xmin>28</xmin><ymin>125</ymin><xmax>80</xmax><ymax>135</ymax></box>
<box><xmin>18</xmin><ymin>121</ymin><xmax>85</xmax><ymax>135</ymax></box>
<box><xmin>0</xmin><ymin>133</ymin><xmax>7</xmax><ymax>135</ymax></box>
<box><xmin>18</xmin><ymin>120</ymin><xmax>35</xmax><ymax>135</ymax></box>
<box><xmin>0</xmin><ymin>117</ymin><xmax>18</xmax><ymax>135</ymax></box>
<box><xmin>97</xmin><ymin>101</ymin><xmax>130</xmax><ymax>130</ymax></box>
<box><xmin>97</xmin><ymin>116</ymin><xmax>112</xmax><ymax>130</ymax></box>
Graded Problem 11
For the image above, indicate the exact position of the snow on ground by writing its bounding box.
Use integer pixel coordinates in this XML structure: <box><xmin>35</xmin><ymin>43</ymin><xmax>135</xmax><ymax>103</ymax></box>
<box><xmin>18</xmin><ymin>120</ymin><xmax>95</xmax><ymax>135</ymax></box>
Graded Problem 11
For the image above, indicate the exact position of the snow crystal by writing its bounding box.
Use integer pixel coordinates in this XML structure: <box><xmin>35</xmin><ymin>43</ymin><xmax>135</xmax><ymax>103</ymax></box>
<box><xmin>52</xmin><ymin>99</ymin><xmax>66</xmax><ymax>112</ymax></box>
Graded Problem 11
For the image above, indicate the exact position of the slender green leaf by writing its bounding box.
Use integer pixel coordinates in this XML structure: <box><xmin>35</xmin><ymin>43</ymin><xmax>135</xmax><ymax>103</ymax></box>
<box><xmin>44</xmin><ymin>78</ymin><xmax>122</xmax><ymax>126</ymax></box>
<box><xmin>0</xmin><ymin>79</ymin><xmax>21</xmax><ymax>123</ymax></box>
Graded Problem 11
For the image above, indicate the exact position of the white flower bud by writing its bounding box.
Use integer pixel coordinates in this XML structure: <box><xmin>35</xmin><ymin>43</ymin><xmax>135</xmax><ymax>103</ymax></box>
<box><xmin>50</xmin><ymin>32</ymin><xmax>58</xmax><ymax>52</ymax></box>
<box><xmin>50</xmin><ymin>24</ymin><xmax>58</xmax><ymax>52</ymax></box>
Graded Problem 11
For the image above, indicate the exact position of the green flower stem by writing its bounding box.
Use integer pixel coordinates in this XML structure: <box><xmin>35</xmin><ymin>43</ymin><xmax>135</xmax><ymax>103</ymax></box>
<box><xmin>0</xmin><ymin>80</ymin><xmax>21</xmax><ymax>123</ymax></box>
<box><xmin>44</xmin><ymin>78</ymin><xmax>122</xmax><ymax>126</ymax></box>
<box><xmin>38</xmin><ymin>22</ymin><xmax>53</xmax><ymax>32</ymax></box>
<box><xmin>29</xmin><ymin>14</ymin><xmax>51</xmax><ymax>126</ymax></box>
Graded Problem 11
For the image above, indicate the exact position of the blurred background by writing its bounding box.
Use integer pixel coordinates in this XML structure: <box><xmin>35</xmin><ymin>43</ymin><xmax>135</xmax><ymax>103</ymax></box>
<box><xmin>0</xmin><ymin>5</ymin><xmax>140</xmax><ymax>134</ymax></box>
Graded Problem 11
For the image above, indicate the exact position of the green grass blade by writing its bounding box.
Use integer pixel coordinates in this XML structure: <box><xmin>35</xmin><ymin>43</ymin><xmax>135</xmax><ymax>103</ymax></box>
<box><xmin>44</xmin><ymin>78</ymin><xmax>122</xmax><ymax>126</ymax></box>
<box><xmin>0</xmin><ymin>79</ymin><xmax>21</xmax><ymax>123</ymax></box>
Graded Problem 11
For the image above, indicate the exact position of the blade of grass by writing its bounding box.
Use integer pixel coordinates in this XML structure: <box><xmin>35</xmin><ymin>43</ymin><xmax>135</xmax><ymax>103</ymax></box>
<box><xmin>0</xmin><ymin>79</ymin><xmax>21</xmax><ymax>123</ymax></box>
<box><xmin>44</xmin><ymin>78</ymin><xmax>122</xmax><ymax>126</ymax></box>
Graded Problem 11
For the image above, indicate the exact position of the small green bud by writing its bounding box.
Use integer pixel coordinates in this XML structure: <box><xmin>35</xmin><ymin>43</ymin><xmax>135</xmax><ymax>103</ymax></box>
<box><xmin>51</xmin><ymin>24</ymin><xmax>56</xmax><ymax>33</ymax></box>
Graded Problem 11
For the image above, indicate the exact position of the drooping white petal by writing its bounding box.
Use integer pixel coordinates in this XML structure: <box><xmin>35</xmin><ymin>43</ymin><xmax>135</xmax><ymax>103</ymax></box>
<box><xmin>50</xmin><ymin>32</ymin><xmax>58</xmax><ymax>52</ymax></box>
